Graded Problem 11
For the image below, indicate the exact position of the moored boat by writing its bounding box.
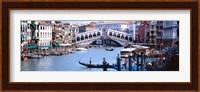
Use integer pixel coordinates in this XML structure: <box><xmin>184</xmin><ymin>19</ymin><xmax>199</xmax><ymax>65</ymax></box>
<box><xmin>76</xmin><ymin>48</ymin><xmax>88</xmax><ymax>51</ymax></box>
<box><xmin>28</xmin><ymin>55</ymin><xmax>43</xmax><ymax>59</ymax></box>
<box><xmin>105</xmin><ymin>47</ymin><xmax>114</xmax><ymax>51</ymax></box>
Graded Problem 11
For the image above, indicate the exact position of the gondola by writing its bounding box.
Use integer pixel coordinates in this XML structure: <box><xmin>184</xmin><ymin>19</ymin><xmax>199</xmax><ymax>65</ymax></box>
<box><xmin>79</xmin><ymin>61</ymin><xmax>114</xmax><ymax>68</ymax></box>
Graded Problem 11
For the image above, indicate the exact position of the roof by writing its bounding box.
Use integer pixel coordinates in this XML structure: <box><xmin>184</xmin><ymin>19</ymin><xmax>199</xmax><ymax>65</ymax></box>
<box><xmin>95</xmin><ymin>21</ymin><xmax>129</xmax><ymax>25</ymax></box>
<box><xmin>120</xmin><ymin>48</ymin><xmax>136</xmax><ymax>52</ymax></box>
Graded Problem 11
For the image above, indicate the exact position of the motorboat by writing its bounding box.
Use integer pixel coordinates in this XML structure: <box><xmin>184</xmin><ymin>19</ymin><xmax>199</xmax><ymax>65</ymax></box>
<box><xmin>105</xmin><ymin>47</ymin><xmax>114</xmax><ymax>51</ymax></box>
<box><xmin>28</xmin><ymin>55</ymin><xmax>43</xmax><ymax>59</ymax></box>
<box><xmin>76</xmin><ymin>48</ymin><xmax>88</xmax><ymax>51</ymax></box>
<box><xmin>120</xmin><ymin>48</ymin><xmax>136</xmax><ymax>58</ymax></box>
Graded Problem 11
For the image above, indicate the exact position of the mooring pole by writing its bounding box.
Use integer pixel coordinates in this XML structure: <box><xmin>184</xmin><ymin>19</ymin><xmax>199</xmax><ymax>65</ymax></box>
<box><xmin>128</xmin><ymin>54</ymin><xmax>132</xmax><ymax>71</ymax></box>
<box><xmin>117</xmin><ymin>54</ymin><xmax>121</xmax><ymax>71</ymax></box>
<box><xmin>102</xmin><ymin>57</ymin><xmax>107</xmax><ymax>71</ymax></box>
<box><xmin>136</xmin><ymin>52</ymin><xmax>139</xmax><ymax>71</ymax></box>
<box><xmin>141</xmin><ymin>52</ymin><xmax>144</xmax><ymax>71</ymax></box>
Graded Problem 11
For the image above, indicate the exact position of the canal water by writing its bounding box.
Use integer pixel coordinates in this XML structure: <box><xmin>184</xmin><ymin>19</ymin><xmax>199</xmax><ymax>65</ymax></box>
<box><xmin>21</xmin><ymin>47</ymin><xmax>123</xmax><ymax>71</ymax></box>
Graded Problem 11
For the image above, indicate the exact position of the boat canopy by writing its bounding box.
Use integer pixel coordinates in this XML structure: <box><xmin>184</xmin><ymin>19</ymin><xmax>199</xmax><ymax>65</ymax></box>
<box><xmin>59</xmin><ymin>43</ymin><xmax>71</xmax><ymax>46</ymax></box>
<box><xmin>128</xmin><ymin>45</ymin><xmax>150</xmax><ymax>50</ymax></box>
<box><xmin>38</xmin><ymin>45</ymin><xmax>52</xmax><ymax>49</ymax></box>
<box><xmin>21</xmin><ymin>35</ymin><xmax>24</xmax><ymax>38</ymax></box>
<box><xmin>52</xmin><ymin>42</ymin><xmax>61</xmax><ymax>47</ymax></box>
<box><xmin>120</xmin><ymin>48</ymin><xmax>136</xmax><ymax>52</ymax></box>
<box><xmin>25</xmin><ymin>45</ymin><xmax>38</xmax><ymax>49</ymax></box>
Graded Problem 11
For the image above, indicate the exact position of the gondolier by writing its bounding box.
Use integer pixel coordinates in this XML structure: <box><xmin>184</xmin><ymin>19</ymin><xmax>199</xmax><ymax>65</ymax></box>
<box><xmin>89</xmin><ymin>58</ymin><xmax>92</xmax><ymax>65</ymax></box>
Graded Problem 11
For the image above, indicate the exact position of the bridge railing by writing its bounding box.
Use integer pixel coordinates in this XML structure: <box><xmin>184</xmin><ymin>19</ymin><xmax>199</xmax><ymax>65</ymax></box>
<box><xmin>76</xmin><ymin>30</ymin><xmax>102</xmax><ymax>37</ymax></box>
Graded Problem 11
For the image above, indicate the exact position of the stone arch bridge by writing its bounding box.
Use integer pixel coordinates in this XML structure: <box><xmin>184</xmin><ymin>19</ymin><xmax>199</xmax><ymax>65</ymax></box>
<box><xmin>75</xmin><ymin>29</ymin><xmax>134</xmax><ymax>46</ymax></box>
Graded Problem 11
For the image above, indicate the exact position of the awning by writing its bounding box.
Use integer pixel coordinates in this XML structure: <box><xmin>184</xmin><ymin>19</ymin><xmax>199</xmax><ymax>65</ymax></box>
<box><xmin>26</xmin><ymin>45</ymin><xmax>38</xmax><ymax>49</ymax></box>
<box><xmin>39</xmin><ymin>45</ymin><xmax>52</xmax><ymax>49</ymax></box>
<box><xmin>52</xmin><ymin>43</ymin><xmax>60</xmax><ymax>47</ymax></box>
<box><xmin>22</xmin><ymin>48</ymin><xmax>28</xmax><ymax>50</ymax></box>
<box><xmin>39</xmin><ymin>46</ymin><xmax>52</xmax><ymax>48</ymax></box>
<box><xmin>21</xmin><ymin>35</ymin><xmax>24</xmax><ymax>38</ymax></box>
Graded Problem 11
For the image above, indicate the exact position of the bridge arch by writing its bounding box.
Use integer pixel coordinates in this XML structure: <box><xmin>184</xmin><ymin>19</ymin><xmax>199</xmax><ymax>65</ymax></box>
<box><xmin>89</xmin><ymin>38</ymin><xmax>123</xmax><ymax>47</ymax></box>
<box><xmin>89</xmin><ymin>34</ymin><xmax>92</xmax><ymax>38</ymax></box>
<box><xmin>121</xmin><ymin>35</ymin><xmax>125</xmax><ymax>39</ymax></box>
<box><xmin>77</xmin><ymin>36</ymin><xmax>80</xmax><ymax>41</ymax></box>
<box><xmin>93</xmin><ymin>33</ymin><xmax>96</xmax><ymax>37</ymax></box>
<box><xmin>85</xmin><ymin>34</ymin><xmax>88</xmax><ymax>39</ymax></box>
<box><xmin>109</xmin><ymin>32</ymin><xmax>112</xmax><ymax>36</ymax></box>
<box><xmin>117</xmin><ymin>34</ymin><xmax>120</xmax><ymax>38</ymax></box>
<box><xmin>113</xmin><ymin>33</ymin><xmax>116</xmax><ymax>37</ymax></box>
<box><xmin>81</xmin><ymin>35</ymin><xmax>84</xmax><ymax>40</ymax></box>
<box><xmin>125</xmin><ymin>36</ymin><xmax>128</xmax><ymax>40</ymax></box>
<box><xmin>129</xmin><ymin>37</ymin><xmax>133</xmax><ymax>41</ymax></box>
<box><xmin>97</xmin><ymin>32</ymin><xmax>101</xmax><ymax>36</ymax></box>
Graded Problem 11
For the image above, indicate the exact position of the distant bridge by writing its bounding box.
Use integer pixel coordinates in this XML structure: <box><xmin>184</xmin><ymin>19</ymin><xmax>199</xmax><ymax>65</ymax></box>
<box><xmin>75</xmin><ymin>29</ymin><xmax>134</xmax><ymax>46</ymax></box>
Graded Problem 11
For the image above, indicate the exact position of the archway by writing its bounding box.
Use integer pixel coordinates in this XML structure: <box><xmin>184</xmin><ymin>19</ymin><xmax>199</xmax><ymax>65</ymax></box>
<box><xmin>113</xmin><ymin>33</ymin><xmax>116</xmax><ymax>37</ymax></box>
<box><xmin>121</xmin><ymin>35</ymin><xmax>125</xmax><ymax>39</ymax></box>
<box><xmin>97</xmin><ymin>32</ymin><xmax>101</xmax><ymax>36</ymax></box>
<box><xmin>81</xmin><ymin>35</ymin><xmax>84</xmax><ymax>40</ymax></box>
<box><xmin>76</xmin><ymin>37</ymin><xmax>80</xmax><ymax>41</ymax></box>
<box><xmin>129</xmin><ymin>37</ymin><xmax>132</xmax><ymax>41</ymax></box>
<box><xmin>89</xmin><ymin>34</ymin><xmax>92</xmax><ymax>38</ymax></box>
<box><xmin>85</xmin><ymin>35</ymin><xmax>88</xmax><ymax>39</ymax></box>
<box><xmin>109</xmin><ymin>32</ymin><xmax>112</xmax><ymax>36</ymax></box>
<box><xmin>89</xmin><ymin>38</ymin><xmax>123</xmax><ymax>47</ymax></box>
<box><xmin>125</xmin><ymin>36</ymin><xmax>128</xmax><ymax>40</ymax></box>
<box><xmin>117</xmin><ymin>34</ymin><xmax>120</xmax><ymax>38</ymax></box>
<box><xmin>93</xmin><ymin>33</ymin><xmax>97</xmax><ymax>37</ymax></box>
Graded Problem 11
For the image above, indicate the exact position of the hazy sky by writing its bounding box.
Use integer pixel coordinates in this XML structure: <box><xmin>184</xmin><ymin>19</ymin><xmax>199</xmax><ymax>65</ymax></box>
<box><xmin>67</xmin><ymin>21</ymin><xmax>98</xmax><ymax>24</ymax></box>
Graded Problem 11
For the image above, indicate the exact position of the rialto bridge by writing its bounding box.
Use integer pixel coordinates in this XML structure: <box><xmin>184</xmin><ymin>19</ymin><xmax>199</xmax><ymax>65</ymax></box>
<box><xmin>75</xmin><ymin>29</ymin><xmax>134</xmax><ymax>46</ymax></box>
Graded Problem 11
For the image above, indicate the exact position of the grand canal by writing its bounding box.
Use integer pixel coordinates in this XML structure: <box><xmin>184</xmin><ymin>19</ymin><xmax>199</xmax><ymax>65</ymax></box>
<box><xmin>21</xmin><ymin>47</ymin><xmax>124</xmax><ymax>71</ymax></box>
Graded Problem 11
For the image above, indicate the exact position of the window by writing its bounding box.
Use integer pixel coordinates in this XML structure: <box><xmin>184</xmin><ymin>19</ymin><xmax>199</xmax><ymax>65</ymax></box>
<box><xmin>37</xmin><ymin>25</ymin><xmax>39</xmax><ymax>30</ymax></box>
<box><xmin>151</xmin><ymin>25</ymin><xmax>154</xmax><ymax>29</ymax></box>
<box><xmin>160</xmin><ymin>26</ymin><xmax>163</xmax><ymax>29</ymax></box>
<box><xmin>27</xmin><ymin>23</ymin><xmax>30</xmax><ymax>29</ymax></box>
<box><xmin>21</xmin><ymin>25</ymin><xmax>23</xmax><ymax>32</ymax></box>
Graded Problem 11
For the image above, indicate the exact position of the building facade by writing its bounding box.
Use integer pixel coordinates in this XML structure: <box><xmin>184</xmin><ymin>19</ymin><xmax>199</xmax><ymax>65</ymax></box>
<box><xmin>156</xmin><ymin>21</ymin><xmax>179</xmax><ymax>47</ymax></box>
<box><xmin>37</xmin><ymin>24</ymin><xmax>52</xmax><ymax>47</ymax></box>
<box><xmin>137</xmin><ymin>21</ymin><xmax>151</xmax><ymax>43</ymax></box>
<box><xmin>21</xmin><ymin>21</ymin><xmax>53</xmax><ymax>48</ymax></box>
<box><xmin>95</xmin><ymin>21</ymin><xmax>129</xmax><ymax>32</ymax></box>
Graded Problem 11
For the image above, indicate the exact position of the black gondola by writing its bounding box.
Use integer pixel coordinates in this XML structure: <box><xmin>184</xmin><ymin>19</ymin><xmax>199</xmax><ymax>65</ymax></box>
<box><xmin>79</xmin><ymin>61</ymin><xmax>114</xmax><ymax>68</ymax></box>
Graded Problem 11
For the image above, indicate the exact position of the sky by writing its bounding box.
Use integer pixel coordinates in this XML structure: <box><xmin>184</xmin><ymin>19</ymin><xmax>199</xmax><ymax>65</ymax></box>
<box><xmin>67</xmin><ymin>21</ymin><xmax>98</xmax><ymax>25</ymax></box>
